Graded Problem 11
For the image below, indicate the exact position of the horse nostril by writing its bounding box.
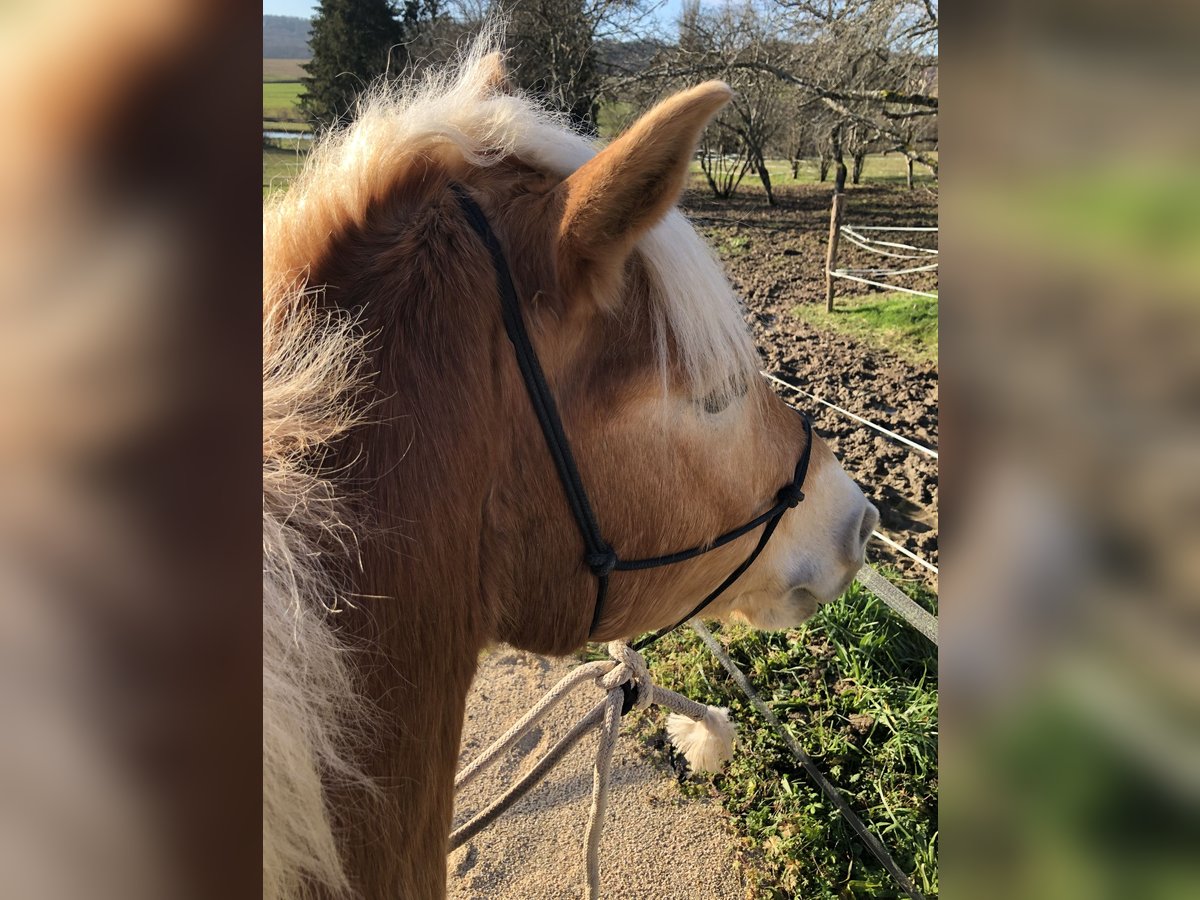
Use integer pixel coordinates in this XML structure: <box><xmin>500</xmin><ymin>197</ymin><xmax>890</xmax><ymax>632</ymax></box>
<box><xmin>856</xmin><ymin>503</ymin><xmax>880</xmax><ymax>556</ymax></box>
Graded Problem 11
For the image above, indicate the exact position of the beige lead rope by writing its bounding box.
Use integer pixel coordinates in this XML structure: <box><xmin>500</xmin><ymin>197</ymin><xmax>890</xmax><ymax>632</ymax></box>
<box><xmin>450</xmin><ymin>642</ymin><xmax>733</xmax><ymax>900</ymax></box>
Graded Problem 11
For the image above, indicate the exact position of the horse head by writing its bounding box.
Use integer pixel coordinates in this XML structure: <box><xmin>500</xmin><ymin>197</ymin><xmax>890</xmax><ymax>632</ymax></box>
<box><xmin>423</xmin><ymin>56</ymin><xmax>880</xmax><ymax>652</ymax></box>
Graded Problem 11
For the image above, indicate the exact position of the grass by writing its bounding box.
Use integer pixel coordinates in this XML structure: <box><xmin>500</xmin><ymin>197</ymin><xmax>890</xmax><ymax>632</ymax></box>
<box><xmin>794</xmin><ymin>293</ymin><xmax>938</xmax><ymax>365</ymax></box>
<box><xmin>597</xmin><ymin>100</ymin><xmax>635</xmax><ymax>140</ymax></box>
<box><xmin>721</xmin><ymin>233</ymin><xmax>752</xmax><ymax>257</ymax></box>
<box><xmin>634</xmin><ymin>570</ymin><xmax>939</xmax><ymax>899</ymax></box>
<box><xmin>263</xmin><ymin>81</ymin><xmax>306</xmax><ymax>123</ymax></box>
<box><xmin>687</xmin><ymin>153</ymin><xmax>938</xmax><ymax>193</ymax></box>
<box><xmin>258</xmin><ymin>129</ymin><xmax>937</xmax><ymax>209</ymax></box>
<box><xmin>263</xmin><ymin>144</ymin><xmax>307</xmax><ymax>198</ymax></box>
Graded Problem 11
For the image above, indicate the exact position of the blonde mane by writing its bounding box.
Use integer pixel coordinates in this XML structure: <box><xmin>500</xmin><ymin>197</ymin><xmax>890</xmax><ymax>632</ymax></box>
<box><xmin>262</xmin><ymin>34</ymin><xmax>759</xmax><ymax>899</ymax></box>
<box><xmin>263</xmin><ymin>298</ymin><xmax>370</xmax><ymax>899</ymax></box>
<box><xmin>263</xmin><ymin>36</ymin><xmax>758</xmax><ymax>402</ymax></box>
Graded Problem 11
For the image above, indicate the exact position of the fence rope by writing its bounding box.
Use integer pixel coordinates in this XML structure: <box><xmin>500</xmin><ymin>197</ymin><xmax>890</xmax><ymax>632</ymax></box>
<box><xmin>840</xmin><ymin>261</ymin><xmax>939</xmax><ymax>278</ymax></box>
<box><xmin>839</xmin><ymin>235</ymin><xmax>934</xmax><ymax>260</ymax></box>
<box><xmin>842</xmin><ymin>225</ymin><xmax>938</xmax><ymax>232</ymax></box>
<box><xmin>761</xmin><ymin>371</ymin><xmax>939</xmax><ymax>459</ymax></box>
<box><xmin>842</xmin><ymin>226</ymin><xmax>939</xmax><ymax>248</ymax></box>
<box><xmin>871</xmin><ymin>530</ymin><xmax>939</xmax><ymax>575</ymax></box>
<box><xmin>827</xmin><ymin>270</ymin><xmax>939</xmax><ymax>299</ymax></box>
<box><xmin>841</xmin><ymin>227</ymin><xmax>938</xmax><ymax>259</ymax></box>
<box><xmin>855</xmin><ymin>563</ymin><xmax>939</xmax><ymax>644</ymax></box>
<box><xmin>690</xmin><ymin>621</ymin><xmax>928</xmax><ymax>900</ymax></box>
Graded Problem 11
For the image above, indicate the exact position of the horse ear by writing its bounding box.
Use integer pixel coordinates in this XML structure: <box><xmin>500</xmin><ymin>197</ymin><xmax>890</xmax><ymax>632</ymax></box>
<box><xmin>557</xmin><ymin>82</ymin><xmax>732</xmax><ymax>283</ymax></box>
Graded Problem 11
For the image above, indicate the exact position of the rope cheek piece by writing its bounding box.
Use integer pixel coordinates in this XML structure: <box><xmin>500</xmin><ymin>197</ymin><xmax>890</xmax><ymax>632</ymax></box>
<box><xmin>451</xmin><ymin>183</ymin><xmax>814</xmax><ymax>651</ymax></box>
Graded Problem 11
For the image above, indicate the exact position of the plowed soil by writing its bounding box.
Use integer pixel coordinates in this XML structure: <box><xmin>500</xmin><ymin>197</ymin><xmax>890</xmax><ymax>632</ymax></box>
<box><xmin>681</xmin><ymin>183</ymin><xmax>939</xmax><ymax>575</ymax></box>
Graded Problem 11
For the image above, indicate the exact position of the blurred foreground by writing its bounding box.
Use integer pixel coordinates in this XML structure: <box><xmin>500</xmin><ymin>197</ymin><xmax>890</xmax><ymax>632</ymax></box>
<box><xmin>942</xmin><ymin>3</ymin><xmax>1200</xmax><ymax>898</ymax></box>
<box><xmin>0</xmin><ymin>2</ymin><xmax>260</xmax><ymax>898</ymax></box>
<box><xmin>0</xmin><ymin>1</ymin><xmax>1196</xmax><ymax>898</ymax></box>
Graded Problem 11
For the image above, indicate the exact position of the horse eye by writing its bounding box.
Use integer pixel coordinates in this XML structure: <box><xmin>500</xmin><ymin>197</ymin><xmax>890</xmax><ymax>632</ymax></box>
<box><xmin>697</xmin><ymin>374</ymin><xmax>749</xmax><ymax>415</ymax></box>
<box><xmin>700</xmin><ymin>392</ymin><xmax>730</xmax><ymax>415</ymax></box>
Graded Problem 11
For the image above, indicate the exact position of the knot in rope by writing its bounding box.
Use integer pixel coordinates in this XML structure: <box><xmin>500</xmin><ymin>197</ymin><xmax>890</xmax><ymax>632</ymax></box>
<box><xmin>777</xmin><ymin>482</ymin><xmax>805</xmax><ymax>508</ymax></box>
<box><xmin>585</xmin><ymin>547</ymin><xmax>618</xmax><ymax>577</ymax></box>
<box><xmin>597</xmin><ymin>641</ymin><xmax>653</xmax><ymax>712</ymax></box>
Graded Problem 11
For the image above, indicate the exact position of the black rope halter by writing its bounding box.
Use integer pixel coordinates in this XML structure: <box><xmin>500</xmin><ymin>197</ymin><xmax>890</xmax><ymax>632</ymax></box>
<box><xmin>451</xmin><ymin>184</ymin><xmax>814</xmax><ymax>651</ymax></box>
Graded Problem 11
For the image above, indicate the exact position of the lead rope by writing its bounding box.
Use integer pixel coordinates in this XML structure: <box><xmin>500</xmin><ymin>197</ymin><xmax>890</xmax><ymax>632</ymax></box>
<box><xmin>451</xmin><ymin>642</ymin><xmax>734</xmax><ymax>900</ymax></box>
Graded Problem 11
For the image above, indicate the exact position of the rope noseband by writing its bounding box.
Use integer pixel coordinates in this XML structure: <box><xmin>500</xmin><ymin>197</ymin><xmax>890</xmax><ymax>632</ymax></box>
<box><xmin>451</xmin><ymin>184</ymin><xmax>813</xmax><ymax>648</ymax></box>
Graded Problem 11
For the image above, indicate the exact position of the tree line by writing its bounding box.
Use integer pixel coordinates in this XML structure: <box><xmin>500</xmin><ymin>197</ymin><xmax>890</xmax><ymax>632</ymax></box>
<box><xmin>300</xmin><ymin>0</ymin><xmax>937</xmax><ymax>203</ymax></box>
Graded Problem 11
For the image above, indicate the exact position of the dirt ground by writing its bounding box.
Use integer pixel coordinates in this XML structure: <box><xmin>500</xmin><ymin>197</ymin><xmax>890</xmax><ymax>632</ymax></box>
<box><xmin>682</xmin><ymin>183</ymin><xmax>940</xmax><ymax>575</ymax></box>
<box><xmin>448</xmin><ymin>649</ymin><xmax>746</xmax><ymax>900</ymax></box>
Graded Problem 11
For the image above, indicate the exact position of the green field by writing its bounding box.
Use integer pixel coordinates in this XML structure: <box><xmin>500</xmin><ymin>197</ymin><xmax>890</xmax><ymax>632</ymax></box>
<box><xmin>263</xmin><ymin>81</ymin><xmax>305</xmax><ymax>123</ymax></box>
<box><xmin>689</xmin><ymin>152</ymin><xmax>938</xmax><ymax>191</ymax></box>
<box><xmin>263</xmin><ymin>145</ymin><xmax>307</xmax><ymax>197</ymax></box>
<box><xmin>637</xmin><ymin>570</ymin><xmax>939</xmax><ymax>899</ymax></box>
<box><xmin>264</xmin><ymin>58</ymin><xmax>309</xmax><ymax>82</ymax></box>
<box><xmin>794</xmin><ymin>293</ymin><xmax>939</xmax><ymax>365</ymax></box>
<box><xmin>261</xmin><ymin>80</ymin><xmax>936</xmax><ymax>196</ymax></box>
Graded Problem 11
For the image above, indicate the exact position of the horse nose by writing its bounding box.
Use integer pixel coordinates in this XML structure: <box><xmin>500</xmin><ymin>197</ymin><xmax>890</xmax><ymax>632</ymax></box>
<box><xmin>848</xmin><ymin>500</ymin><xmax>880</xmax><ymax>563</ymax></box>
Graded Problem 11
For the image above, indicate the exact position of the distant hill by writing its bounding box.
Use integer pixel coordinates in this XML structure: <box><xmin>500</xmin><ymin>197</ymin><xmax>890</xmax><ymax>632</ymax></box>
<box><xmin>597</xmin><ymin>38</ymin><xmax>668</xmax><ymax>75</ymax></box>
<box><xmin>264</xmin><ymin>15</ymin><xmax>311</xmax><ymax>60</ymax></box>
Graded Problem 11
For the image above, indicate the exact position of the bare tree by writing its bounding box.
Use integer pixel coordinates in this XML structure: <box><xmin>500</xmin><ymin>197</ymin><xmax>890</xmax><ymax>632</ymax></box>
<box><xmin>671</xmin><ymin>0</ymin><xmax>792</xmax><ymax>203</ymax></box>
<box><xmin>781</xmin><ymin>108</ymin><xmax>811</xmax><ymax>180</ymax></box>
<box><xmin>728</xmin><ymin>80</ymin><xmax>786</xmax><ymax>204</ymax></box>
<box><xmin>697</xmin><ymin>131</ymin><xmax>751</xmax><ymax>199</ymax></box>
<box><xmin>629</xmin><ymin>0</ymin><xmax>938</xmax><ymax>184</ymax></box>
<box><xmin>767</xmin><ymin>0</ymin><xmax>938</xmax><ymax>175</ymax></box>
<box><xmin>493</xmin><ymin>0</ymin><xmax>659</xmax><ymax>132</ymax></box>
<box><xmin>805</xmin><ymin>103</ymin><xmax>840</xmax><ymax>181</ymax></box>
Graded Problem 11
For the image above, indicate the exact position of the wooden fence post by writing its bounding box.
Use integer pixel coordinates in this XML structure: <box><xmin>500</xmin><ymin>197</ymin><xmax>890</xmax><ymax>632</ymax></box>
<box><xmin>825</xmin><ymin>190</ymin><xmax>846</xmax><ymax>312</ymax></box>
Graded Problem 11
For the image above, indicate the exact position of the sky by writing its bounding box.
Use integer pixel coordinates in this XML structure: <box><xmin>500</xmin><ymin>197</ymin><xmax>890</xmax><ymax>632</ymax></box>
<box><xmin>263</xmin><ymin>1</ymin><xmax>685</xmax><ymax>33</ymax></box>
<box><xmin>263</xmin><ymin>0</ymin><xmax>318</xmax><ymax>15</ymax></box>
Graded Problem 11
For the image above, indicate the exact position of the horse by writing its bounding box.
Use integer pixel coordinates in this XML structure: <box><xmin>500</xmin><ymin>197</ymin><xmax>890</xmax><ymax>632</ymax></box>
<box><xmin>263</xmin><ymin>44</ymin><xmax>879</xmax><ymax>900</ymax></box>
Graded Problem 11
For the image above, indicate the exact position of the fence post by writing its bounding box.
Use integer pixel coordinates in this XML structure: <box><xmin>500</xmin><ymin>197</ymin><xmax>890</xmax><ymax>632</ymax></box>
<box><xmin>825</xmin><ymin>190</ymin><xmax>846</xmax><ymax>312</ymax></box>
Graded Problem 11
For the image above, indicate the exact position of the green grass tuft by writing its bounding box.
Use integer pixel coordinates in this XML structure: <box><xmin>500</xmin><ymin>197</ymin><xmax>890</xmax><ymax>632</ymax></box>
<box><xmin>794</xmin><ymin>293</ymin><xmax>938</xmax><ymax>365</ymax></box>
<box><xmin>635</xmin><ymin>571</ymin><xmax>939</xmax><ymax>898</ymax></box>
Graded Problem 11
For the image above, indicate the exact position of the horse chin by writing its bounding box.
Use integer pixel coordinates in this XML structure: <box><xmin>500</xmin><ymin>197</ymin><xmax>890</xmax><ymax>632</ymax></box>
<box><xmin>726</xmin><ymin>586</ymin><xmax>820</xmax><ymax>631</ymax></box>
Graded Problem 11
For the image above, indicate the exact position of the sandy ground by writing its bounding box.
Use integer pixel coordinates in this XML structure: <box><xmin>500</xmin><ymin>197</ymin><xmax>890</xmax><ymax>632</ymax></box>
<box><xmin>447</xmin><ymin>647</ymin><xmax>747</xmax><ymax>900</ymax></box>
